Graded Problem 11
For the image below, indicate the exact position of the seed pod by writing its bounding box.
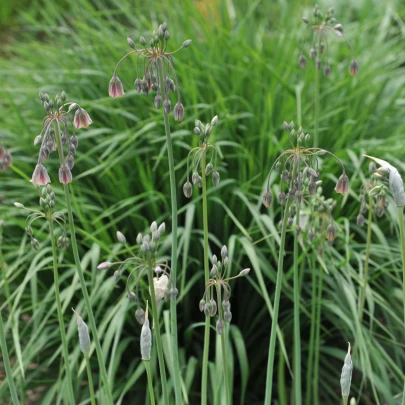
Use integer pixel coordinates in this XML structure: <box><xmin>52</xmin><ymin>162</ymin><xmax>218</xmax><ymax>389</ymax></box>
<box><xmin>72</xmin><ymin>309</ymin><xmax>91</xmax><ymax>356</ymax></box>
<box><xmin>340</xmin><ymin>343</ymin><xmax>353</xmax><ymax>398</ymax></box>
<box><xmin>140</xmin><ymin>302</ymin><xmax>152</xmax><ymax>361</ymax></box>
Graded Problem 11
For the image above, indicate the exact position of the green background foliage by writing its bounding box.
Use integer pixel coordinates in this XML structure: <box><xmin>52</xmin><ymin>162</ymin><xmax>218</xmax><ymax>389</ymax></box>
<box><xmin>1</xmin><ymin>0</ymin><xmax>405</xmax><ymax>403</ymax></box>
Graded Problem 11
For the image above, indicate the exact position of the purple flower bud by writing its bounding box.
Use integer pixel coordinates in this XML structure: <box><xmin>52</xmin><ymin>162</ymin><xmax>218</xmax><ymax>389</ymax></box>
<box><xmin>174</xmin><ymin>102</ymin><xmax>184</xmax><ymax>122</ymax></box>
<box><xmin>326</xmin><ymin>223</ymin><xmax>337</xmax><ymax>242</ymax></box>
<box><xmin>109</xmin><ymin>74</ymin><xmax>125</xmax><ymax>98</ymax></box>
<box><xmin>31</xmin><ymin>163</ymin><xmax>51</xmax><ymax>187</ymax></box>
<box><xmin>58</xmin><ymin>164</ymin><xmax>73</xmax><ymax>185</ymax></box>
<box><xmin>356</xmin><ymin>213</ymin><xmax>365</xmax><ymax>227</ymax></box>
<box><xmin>298</xmin><ymin>54</ymin><xmax>307</xmax><ymax>69</ymax></box>
<box><xmin>349</xmin><ymin>59</ymin><xmax>359</xmax><ymax>76</ymax></box>
<box><xmin>73</xmin><ymin>107</ymin><xmax>93</xmax><ymax>129</ymax></box>
<box><xmin>324</xmin><ymin>63</ymin><xmax>331</xmax><ymax>77</ymax></box>
<box><xmin>263</xmin><ymin>190</ymin><xmax>273</xmax><ymax>208</ymax></box>
<box><xmin>335</xmin><ymin>173</ymin><xmax>349</xmax><ymax>195</ymax></box>
<box><xmin>164</xmin><ymin>99</ymin><xmax>171</xmax><ymax>114</ymax></box>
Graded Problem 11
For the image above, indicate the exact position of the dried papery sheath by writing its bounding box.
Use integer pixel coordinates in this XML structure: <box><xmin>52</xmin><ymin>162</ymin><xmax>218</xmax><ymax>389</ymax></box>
<box><xmin>140</xmin><ymin>301</ymin><xmax>152</xmax><ymax>361</ymax></box>
<box><xmin>365</xmin><ymin>155</ymin><xmax>405</xmax><ymax>207</ymax></box>
<box><xmin>340</xmin><ymin>342</ymin><xmax>353</xmax><ymax>398</ymax></box>
<box><xmin>72</xmin><ymin>309</ymin><xmax>91</xmax><ymax>356</ymax></box>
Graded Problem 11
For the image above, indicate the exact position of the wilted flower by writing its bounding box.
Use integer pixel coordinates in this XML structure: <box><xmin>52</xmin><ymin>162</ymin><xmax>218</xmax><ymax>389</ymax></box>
<box><xmin>108</xmin><ymin>74</ymin><xmax>125</xmax><ymax>98</ymax></box>
<box><xmin>31</xmin><ymin>163</ymin><xmax>51</xmax><ymax>186</ymax></box>
<box><xmin>73</xmin><ymin>107</ymin><xmax>93</xmax><ymax>129</ymax></box>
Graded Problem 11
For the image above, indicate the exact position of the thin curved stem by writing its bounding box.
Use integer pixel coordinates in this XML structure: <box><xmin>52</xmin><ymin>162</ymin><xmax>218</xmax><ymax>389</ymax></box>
<box><xmin>314</xmin><ymin>34</ymin><xmax>321</xmax><ymax>148</ymax></box>
<box><xmin>157</xmin><ymin>60</ymin><xmax>182</xmax><ymax>405</ymax></box>
<box><xmin>201</xmin><ymin>149</ymin><xmax>211</xmax><ymax>405</ymax></box>
<box><xmin>359</xmin><ymin>198</ymin><xmax>373</xmax><ymax>322</ymax></box>
<box><xmin>264</xmin><ymin>196</ymin><xmax>293</xmax><ymax>404</ymax></box>
<box><xmin>85</xmin><ymin>355</ymin><xmax>96</xmax><ymax>405</ymax></box>
<box><xmin>147</xmin><ymin>261</ymin><xmax>169</xmax><ymax>404</ymax></box>
<box><xmin>144</xmin><ymin>360</ymin><xmax>156</xmax><ymax>405</ymax></box>
<box><xmin>293</xmin><ymin>203</ymin><xmax>302</xmax><ymax>405</ymax></box>
<box><xmin>48</xmin><ymin>219</ymin><xmax>75</xmax><ymax>405</ymax></box>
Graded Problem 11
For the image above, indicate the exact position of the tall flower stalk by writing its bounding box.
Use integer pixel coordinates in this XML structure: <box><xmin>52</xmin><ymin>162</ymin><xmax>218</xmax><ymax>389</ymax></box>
<box><xmin>15</xmin><ymin>185</ymin><xmax>74</xmax><ymax>404</ymax></box>
<box><xmin>182</xmin><ymin>115</ymin><xmax>220</xmax><ymax>404</ymax></box>
<box><xmin>100</xmin><ymin>222</ymin><xmax>172</xmax><ymax>404</ymax></box>
<box><xmin>109</xmin><ymin>24</ymin><xmax>192</xmax><ymax>403</ymax></box>
<box><xmin>299</xmin><ymin>5</ymin><xmax>358</xmax><ymax>147</ymax></box>
<box><xmin>262</xmin><ymin>121</ymin><xmax>348</xmax><ymax>404</ymax></box>
<box><xmin>30</xmin><ymin>91</ymin><xmax>113</xmax><ymax>403</ymax></box>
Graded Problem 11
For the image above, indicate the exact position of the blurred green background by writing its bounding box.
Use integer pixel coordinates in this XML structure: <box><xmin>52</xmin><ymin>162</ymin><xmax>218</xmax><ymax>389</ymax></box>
<box><xmin>1</xmin><ymin>0</ymin><xmax>405</xmax><ymax>403</ymax></box>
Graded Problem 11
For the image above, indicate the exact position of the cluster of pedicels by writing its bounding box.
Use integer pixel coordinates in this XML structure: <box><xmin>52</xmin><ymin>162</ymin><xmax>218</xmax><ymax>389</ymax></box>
<box><xmin>97</xmin><ymin>221</ymin><xmax>175</xmax><ymax>325</ymax></box>
<box><xmin>263</xmin><ymin>121</ymin><xmax>349</xmax><ymax>244</ymax></box>
<box><xmin>14</xmin><ymin>184</ymin><xmax>69</xmax><ymax>251</ymax></box>
<box><xmin>0</xmin><ymin>143</ymin><xmax>12</xmax><ymax>172</ymax></box>
<box><xmin>356</xmin><ymin>161</ymin><xmax>388</xmax><ymax>226</ymax></box>
<box><xmin>31</xmin><ymin>91</ymin><xmax>92</xmax><ymax>187</ymax></box>
<box><xmin>109</xmin><ymin>22</ymin><xmax>191</xmax><ymax>122</ymax></box>
<box><xmin>299</xmin><ymin>4</ymin><xmax>359</xmax><ymax>77</ymax></box>
<box><xmin>199</xmin><ymin>245</ymin><xmax>250</xmax><ymax>334</ymax></box>
<box><xmin>183</xmin><ymin>115</ymin><xmax>220</xmax><ymax>198</ymax></box>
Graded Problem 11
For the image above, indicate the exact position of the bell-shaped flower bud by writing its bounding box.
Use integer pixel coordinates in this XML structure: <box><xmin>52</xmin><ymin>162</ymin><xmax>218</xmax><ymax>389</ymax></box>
<box><xmin>140</xmin><ymin>302</ymin><xmax>152</xmax><ymax>361</ymax></box>
<box><xmin>59</xmin><ymin>164</ymin><xmax>73</xmax><ymax>185</ymax></box>
<box><xmin>31</xmin><ymin>163</ymin><xmax>51</xmax><ymax>187</ymax></box>
<box><xmin>174</xmin><ymin>102</ymin><xmax>184</xmax><ymax>122</ymax></box>
<box><xmin>73</xmin><ymin>107</ymin><xmax>93</xmax><ymax>129</ymax></box>
<box><xmin>216</xmin><ymin>319</ymin><xmax>225</xmax><ymax>334</ymax></box>
<box><xmin>349</xmin><ymin>59</ymin><xmax>359</xmax><ymax>76</ymax></box>
<box><xmin>109</xmin><ymin>74</ymin><xmax>125</xmax><ymax>98</ymax></box>
<box><xmin>263</xmin><ymin>190</ymin><xmax>273</xmax><ymax>208</ymax></box>
<box><xmin>72</xmin><ymin>309</ymin><xmax>91</xmax><ymax>356</ymax></box>
<box><xmin>335</xmin><ymin>173</ymin><xmax>349</xmax><ymax>195</ymax></box>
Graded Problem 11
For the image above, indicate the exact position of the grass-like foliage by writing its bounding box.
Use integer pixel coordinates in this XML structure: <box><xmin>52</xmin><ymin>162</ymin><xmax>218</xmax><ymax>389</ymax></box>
<box><xmin>1</xmin><ymin>0</ymin><xmax>405</xmax><ymax>404</ymax></box>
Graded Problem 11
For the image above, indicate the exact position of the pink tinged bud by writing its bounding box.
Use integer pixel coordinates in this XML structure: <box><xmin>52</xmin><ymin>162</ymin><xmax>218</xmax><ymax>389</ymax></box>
<box><xmin>108</xmin><ymin>74</ymin><xmax>125</xmax><ymax>98</ymax></box>
<box><xmin>59</xmin><ymin>163</ymin><xmax>72</xmax><ymax>185</ymax></box>
<box><xmin>335</xmin><ymin>173</ymin><xmax>349</xmax><ymax>195</ymax></box>
<box><xmin>31</xmin><ymin>163</ymin><xmax>51</xmax><ymax>187</ymax></box>
<box><xmin>349</xmin><ymin>59</ymin><xmax>359</xmax><ymax>76</ymax></box>
<box><xmin>73</xmin><ymin>107</ymin><xmax>93</xmax><ymax>129</ymax></box>
<box><xmin>97</xmin><ymin>261</ymin><xmax>112</xmax><ymax>270</ymax></box>
<box><xmin>174</xmin><ymin>102</ymin><xmax>184</xmax><ymax>122</ymax></box>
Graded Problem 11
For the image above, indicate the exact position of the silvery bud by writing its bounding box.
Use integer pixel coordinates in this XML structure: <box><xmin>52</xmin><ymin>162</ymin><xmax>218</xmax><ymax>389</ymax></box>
<box><xmin>212</xmin><ymin>171</ymin><xmax>220</xmax><ymax>186</ymax></box>
<box><xmin>135</xmin><ymin>307</ymin><xmax>145</xmax><ymax>325</ymax></box>
<box><xmin>211</xmin><ymin>115</ymin><xmax>218</xmax><ymax>127</ymax></box>
<box><xmin>192</xmin><ymin>172</ymin><xmax>200</xmax><ymax>185</ymax></box>
<box><xmin>116</xmin><ymin>231</ymin><xmax>126</xmax><ymax>243</ymax></box>
<box><xmin>183</xmin><ymin>181</ymin><xmax>192</xmax><ymax>198</ymax></box>
<box><xmin>97</xmin><ymin>261</ymin><xmax>112</xmax><ymax>270</ymax></box>
<box><xmin>128</xmin><ymin>291</ymin><xmax>137</xmax><ymax>301</ymax></box>
<box><xmin>302</xmin><ymin>17</ymin><xmax>309</xmax><ymax>23</ymax></box>
<box><xmin>210</xmin><ymin>264</ymin><xmax>218</xmax><ymax>277</ymax></box>
<box><xmin>263</xmin><ymin>190</ymin><xmax>273</xmax><ymax>208</ymax></box>
<box><xmin>34</xmin><ymin>135</ymin><xmax>42</xmax><ymax>146</ymax></box>
<box><xmin>136</xmin><ymin>233</ymin><xmax>143</xmax><ymax>245</ymax></box>
<box><xmin>224</xmin><ymin>310</ymin><xmax>232</xmax><ymax>323</ymax></box>
<box><xmin>205</xmin><ymin>162</ymin><xmax>213</xmax><ymax>175</ymax></box>
<box><xmin>113</xmin><ymin>270</ymin><xmax>120</xmax><ymax>282</ymax></box>
<box><xmin>216</xmin><ymin>319</ymin><xmax>225</xmax><ymax>334</ymax></box>
<box><xmin>140</xmin><ymin>36</ymin><xmax>146</xmax><ymax>46</ymax></box>
<box><xmin>222</xmin><ymin>300</ymin><xmax>230</xmax><ymax>311</ymax></box>
<box><xmin>14</xmin><ymin>202</ymin><xmax>25</xmax><ymax>209</ymax></box>
<box><xmin>127</xmin><ymin>37</ymin><xmax>135</xmax><ymax>49</ymax></box>
<box><xmin>182</xmin><ymin>39</ymin><xmax>192</xmax><ymax>48</ymax></box>
<box><xmin>340</xmin><ymin>343</ymin><xmax>353</xmax><ymax>398</ymax></box>
<box><xmin>239</xmin><ymin>268</ymin><xmax>250</xmax><ymax>276</ymax></box>
<box><xmin>221</xmin><ymin>245</ymin><xmax>228</xmax><ymax>258</ymax></box>
<box><xmin>72</xmin><ymin>309</ymin><xmax>91</xmax><ymax>356</ymax></box>
<box><xmin>212</xmin><ymin>254</ymin><xmax>218</xmax><ymax>265</ymax></box>
<box><xmin>199</xmin><ymin>299</ymin><xmax>205</xmax><ymax>312</ymax></box>
<box><xmin>31</xmin><ymin>238</ymin><xmax>40</xmax><ymax>251</ymax></box>
<box><xmin>140</xmin><ymin>303</ymin><xmax>152</xmax><ymax>361</ymax></box>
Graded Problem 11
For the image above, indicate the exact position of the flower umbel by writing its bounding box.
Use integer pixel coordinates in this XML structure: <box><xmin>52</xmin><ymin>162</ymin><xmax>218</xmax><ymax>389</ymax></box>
<box><xmin>199</xmin><ymin>245</ymin><xmax>249</xmax><ymax>334</ymax></box>
<box><xmin>183</xmin><ymin>115</ymin><xmax>220</xmax><ymax>198</ymax></box>
<box><xmin>33</xmin><ymin>91</ymin><xmax>92</xmax><ymax>186</ymax></box>
<box><xmin>110</xmin><ymin>22</ymin><xmax>191</xmax><ymax>121</ymax></box>
<box><xmin>299</xmin><ymin>5</ymin><xmax>358</xmax><ymax>77</ymax></box>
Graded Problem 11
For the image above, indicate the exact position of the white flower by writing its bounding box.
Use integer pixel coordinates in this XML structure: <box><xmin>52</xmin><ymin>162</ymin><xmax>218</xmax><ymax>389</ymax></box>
<box><xmin>151</xmin><ymin>274</ymin><xmax>169</xmax><ymax>304</ymax></box>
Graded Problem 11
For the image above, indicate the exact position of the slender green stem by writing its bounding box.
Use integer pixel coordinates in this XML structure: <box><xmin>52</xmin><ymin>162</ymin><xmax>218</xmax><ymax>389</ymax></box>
<box><xmin>296</xmin><ymin>84</ymin><xmax>303</xmax><ymax>127</ymax></box>
<box><xmin>220</xmin><ymin>332</ymin><xmax>230</xmax><ymax>405</ymax></box>
<box><xmin>305</xmin><ymin>253</ymin><xmax>316</xmax><ymax>404</ymax></box>
<box><xmin>0</xmin><ymin>230</ymin><xmax>11</xmax><ymax>310</ymax></box>
<box><xmin>48</xmin><ymin>220</ymin><xmax>75</xmax><ymax>405</ymax></box>
<box><xmin>396</xmin><ymin>207</ymin><xmax>405</xmax><ymax>405</ymax></box>
<box><xmin>157</xmin><ymin>65</ymin><xmax>182</xmax><ymax>405</ymax></box>
<box><xmin>342</xmin><ymin>397</ymin><xmax>348</xmax><ymax>405</ymax></box>
<box><xmin>314</xmin><ymin>37</ymin><xmax>321</xmax><ymax>148</ymax></box>
<box><xmin>85</xmin><ymin>355</ymin><xmax>96</xmax><ymax>405</ymax></box>
<box><xmin>53</xmin><ymin>121</ymin><xmax>113</xmax><ymax>404</ymax></box>
<box><xmin>147</xmin><ymin>262</ymin><xmax>169</xmax><ymax>404</ymax></box>
<box><xmin>313</xmin><ymin>253</ymin><xmax>324</xmax><ymax>405</ymax></box>
<box><xmin>144</xmin><ymin>360</ymin><xmax>156</xmax><ymax>405</ymax></box>
<box><xmin>201</xmin><ymin>149</ymin><xmax>211</xmax><ymax>405</ymax></box>
<box><xmin>0</xmin><ymin>309</ymin><xmax>19</xmax><ymax>404</ymax></box>
<box><xmin>359</xmin><ymin>198</ymin><xmax>373</xmax><ymax>322</ymax></box>
<box><xmin>264</xmin><ymin>197</ymin><xmax>293</xmax><ymax>404</ymax></box>
<box><xmin>293</xmin><ymin>203</ymin><xmax>302</xmax><ymax>405</ymax></box>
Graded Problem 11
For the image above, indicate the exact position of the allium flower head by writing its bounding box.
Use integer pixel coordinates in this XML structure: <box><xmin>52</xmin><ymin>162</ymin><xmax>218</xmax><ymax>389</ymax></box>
<box><xmin>32</xmin><ymin>91</ymin><xmax>90</xmax><ymax>187</ymax></box>
<box><xmin>110</xmin><ymin>22</ymin><xmax>191</xmax><ymax>120</ymax></box>
<box><xmin>300</xmin><ymin>5</ymin><xmax>358</xmax><ymax>77</ymax></box>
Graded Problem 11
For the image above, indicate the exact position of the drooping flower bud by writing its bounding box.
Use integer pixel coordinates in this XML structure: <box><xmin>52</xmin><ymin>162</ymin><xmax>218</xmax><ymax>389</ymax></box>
<box><xmin>183</xmin><ymin>181</ymin><xmax>192</xmax><ymax>198</ymax></box>
<box><xmin>108</xmin><ymin>74</ymin><xmax>125</xmax><ymax>98</ymax></box>
<box><xmin>335</xmin><ymin>173</ymin><xmax>349</xmax><ymax>195</ymax></box>
<box><xmin>58</xmin><ymin>164</ymin><xmax>72</xmax><ymax>185</ymax></box>
<box><xmin>349</xmin><ymin>59</ymin><xmax>359</xmax><ymax>76</ymax></box>
<box><xmin>73</xmin><ymin>107</ymin><xmax>93</xmax><ymax>129</ymax></box>
<box><xmin>212</xmin><ymin>171</ymin><xmax>220</xmax><ymax>186</ymax></box>
<box><xmin>135</xmin><ymin>307</ymin><xmax>145</xmax><ymax>325</ymax></box>
<box><xmin>262</xmin><ymin>190</ymin><xmax>273</xmax><ymax>208</ymax></box>
<box><xmin>31</xmin><ymin>164</ymin><xmax>51</xmax><ymax>187</ymax></box>
<box><xmin>326</xmin><ymin>223</ymin><xmax>337</xmax><ymax>242</ymax></box>
<box><xmin>174</xmin><ymin>102</ymin><xmax>184</xmax><ymax>122</ymax></box>
<box><xmin>116</xmin><ymin>231</ymin><xmax>126</xmax><ymax>243</ymax></box>
<box><xmin>216</xmin><ymin>319</ymin><xmax>225</xmax><ymax>334</ymax></box>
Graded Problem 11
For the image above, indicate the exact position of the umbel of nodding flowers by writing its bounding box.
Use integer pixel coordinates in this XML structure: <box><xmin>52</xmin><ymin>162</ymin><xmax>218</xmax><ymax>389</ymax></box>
<box><xmin>97</xmin><ymin>221</ymin><xmax>175</xmax><ymax>325</ymax></box>
<box><xmin>199</xmin><ymin>245</ymin><xmax>250</xmax><ymax>334</ymax></box>
<box><xmin>183</xmin><ymin>115</ymin><xmax>220</xmax><ymax>198</ymax></box>
<box><xmin>109</xmin><ymin>22</ymin><xmax>191</xmax><ymax>122</ymax></box>
<box><xmin>14</xmin><ymin>184</ymin><xmax>69</xmax><ymax>251</ymax></box>
<box><xmin>0</xmin><ymin>144</ymin><xmax>12</xmax><ymax>172</ymax></box>
<box><xmin>299</xmin><ymin>5</ymin><xmax>359</xmax><ymax>77</ymax></box>
<box><xmin>356</xmin><ymin>161</ymin><xmax>389</xmax><ymax>227</ymax></box>
<box><xmin>263</xmin><ymin>121</ymin><xmax>349</xmax><ymax>244</ymax></box>
<box><xmin>31</xmin><ymin>91</ymin><xmax>92</xmax><ymax>187</ymax></box>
